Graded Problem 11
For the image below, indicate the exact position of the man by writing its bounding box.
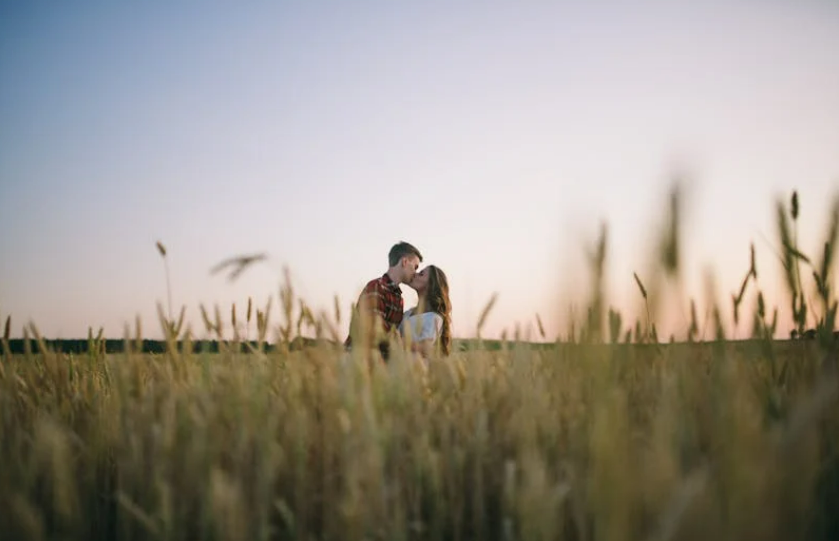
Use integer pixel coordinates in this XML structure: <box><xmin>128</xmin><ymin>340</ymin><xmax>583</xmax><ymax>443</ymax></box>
<box><xmin>345</xmin><ymin>241</ymin><xmax>423</xmax><ymax>361</ymax></box>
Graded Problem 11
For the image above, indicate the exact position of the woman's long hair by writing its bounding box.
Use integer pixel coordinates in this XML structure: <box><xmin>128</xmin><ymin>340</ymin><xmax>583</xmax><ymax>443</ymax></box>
<box><xmin>419</xmin><ymin>265</ymin><xmax>452</xmax><ymax>356</ymax></box>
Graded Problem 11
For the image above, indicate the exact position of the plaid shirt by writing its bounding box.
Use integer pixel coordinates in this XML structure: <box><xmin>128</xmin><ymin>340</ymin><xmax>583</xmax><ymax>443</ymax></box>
<box><xmin>345</xmin><ymin>273</ymin><xmax>404</xmax><ymax>358</ymax></box>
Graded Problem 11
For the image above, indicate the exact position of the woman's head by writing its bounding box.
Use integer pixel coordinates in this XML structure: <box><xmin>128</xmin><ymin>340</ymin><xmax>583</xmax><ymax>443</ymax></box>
<box><xmin>410</xmin><ymin>265</ymin><xmax>452</xmax><ymax>355</ymax></box>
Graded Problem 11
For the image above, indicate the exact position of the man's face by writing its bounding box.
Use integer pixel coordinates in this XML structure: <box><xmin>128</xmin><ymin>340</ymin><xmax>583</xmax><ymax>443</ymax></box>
<box><xmin>401</xmin><ymin>255</ymin><xmax>421</xmax><ymax>284</ymax></box>
<box><xmin>409</xmin><ymin>266</ymin><xmax>430</xmax><ymax>293</ymax></box>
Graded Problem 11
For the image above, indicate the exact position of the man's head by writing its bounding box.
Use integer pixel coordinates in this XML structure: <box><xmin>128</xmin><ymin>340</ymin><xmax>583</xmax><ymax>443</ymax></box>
<box><xmin>388</xmin><ymin>241</ymin><xmax>423</xmax><ymax>284</ymax></box>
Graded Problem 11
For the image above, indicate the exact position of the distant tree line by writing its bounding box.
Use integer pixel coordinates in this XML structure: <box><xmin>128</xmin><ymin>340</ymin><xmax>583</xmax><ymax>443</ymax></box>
<box><xmin>3</xmin><ymin>333</ymin><xmax>835</xmax><ymax>356</ymax></box>
<box><xmin>2</xmin><ymin>338</ymin><xmax>326</xmax><ymax>355</ymax></box>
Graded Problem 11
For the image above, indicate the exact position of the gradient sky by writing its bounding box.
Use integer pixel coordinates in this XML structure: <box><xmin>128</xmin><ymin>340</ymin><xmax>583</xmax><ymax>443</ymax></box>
<box><xmin>1</xmin><ymin>1</ymin><xmax>838</xmax><ymax>341</ymax></box>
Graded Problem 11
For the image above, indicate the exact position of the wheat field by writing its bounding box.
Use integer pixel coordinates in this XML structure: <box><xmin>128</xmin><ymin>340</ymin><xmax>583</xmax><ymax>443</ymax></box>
<box><xmin>1</xmin><ymin>189</ymin><xmax>838</xmax><ymax>541</ymax></box>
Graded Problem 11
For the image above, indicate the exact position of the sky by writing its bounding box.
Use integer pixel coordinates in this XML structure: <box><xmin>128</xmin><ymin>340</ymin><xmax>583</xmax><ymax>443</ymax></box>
<box><xmin>1</xmin><ymin>1</ymin><xmax>838</xmax><ymax>342</ymax></box>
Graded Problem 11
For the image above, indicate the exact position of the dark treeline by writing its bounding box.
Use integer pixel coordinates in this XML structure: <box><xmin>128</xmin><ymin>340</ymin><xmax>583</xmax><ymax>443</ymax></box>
<box><xmin>2</xmin><ymin>333</ymin><xmax>836</xmax><ymax>356</ymax></box>
<box><xmin>2</xmin><ymin>338</ymin><xmax>327</xmax><ymax>355</ymax></box>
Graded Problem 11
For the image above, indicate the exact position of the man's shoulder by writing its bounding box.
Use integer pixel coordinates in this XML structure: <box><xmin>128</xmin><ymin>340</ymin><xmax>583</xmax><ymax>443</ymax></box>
<box><xmin>362</xmin><ymin>275</ymin><xmax>386</xmax><ymax>292</ymax></box>
<box><xmin>362</xmin><ymin>274</ymin><xmax>400</xmax><ymax>293</ymax></box>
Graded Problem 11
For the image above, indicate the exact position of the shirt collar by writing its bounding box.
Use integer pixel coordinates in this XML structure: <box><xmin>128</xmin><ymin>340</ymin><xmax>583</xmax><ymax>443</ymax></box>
<box><xmin>381</xmin><ymin>272</ymin><xmax>402</xmax><ymax>292</ymax></box>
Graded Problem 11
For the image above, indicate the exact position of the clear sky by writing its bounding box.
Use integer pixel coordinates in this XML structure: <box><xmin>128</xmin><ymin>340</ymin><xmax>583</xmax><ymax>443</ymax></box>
<box><xmin>1</xmin><ymin>1</ymin><xmax>838</xmax><ymax>342</ymax></box>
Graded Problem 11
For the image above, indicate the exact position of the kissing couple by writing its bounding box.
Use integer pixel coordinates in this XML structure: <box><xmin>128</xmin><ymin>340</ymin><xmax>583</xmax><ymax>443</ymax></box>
<box><xmin>344</xmin><ymin>241</ymin><xmax>452</xmax><ymax>362</ymax></box>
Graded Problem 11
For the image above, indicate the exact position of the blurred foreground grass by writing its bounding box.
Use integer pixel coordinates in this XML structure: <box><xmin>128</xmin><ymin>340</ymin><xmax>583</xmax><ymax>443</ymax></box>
<box><xmin>1</xmin><ymin>339</ymin><xmax>838</xmax><ymax>541</ymax></box>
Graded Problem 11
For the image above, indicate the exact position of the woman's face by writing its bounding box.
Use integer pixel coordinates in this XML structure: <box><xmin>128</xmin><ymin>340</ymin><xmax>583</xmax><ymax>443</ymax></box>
<box><xmin>409</xmin><ymin>267</ymin><xmax>431</xmax><ymax>293</ymax></box>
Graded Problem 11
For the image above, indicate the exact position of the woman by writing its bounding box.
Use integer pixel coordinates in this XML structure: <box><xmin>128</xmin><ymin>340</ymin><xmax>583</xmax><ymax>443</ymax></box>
<box><xmin>399</xmin><ymin>265</ymin><xmax>452</xmax><ymax>357</ymax></box>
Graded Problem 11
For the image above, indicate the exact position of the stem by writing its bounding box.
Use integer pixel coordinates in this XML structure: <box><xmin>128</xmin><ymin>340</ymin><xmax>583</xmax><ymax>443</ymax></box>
<box><xmin>792</xmin><ymin>218</ymin><xmax>809</xmax><ymax>333</ymax></box>
<box><xmin>164</xmin><ymin>257</ymin><xmax>173</xmax><ymax>323</ymax></box>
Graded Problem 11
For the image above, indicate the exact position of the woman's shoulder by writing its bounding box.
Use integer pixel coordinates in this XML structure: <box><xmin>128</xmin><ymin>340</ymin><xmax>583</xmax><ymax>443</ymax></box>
<box><xmin>405</xmin><ymin>309</ymin><xmax>441</xmax><ymax>322</ymax></box>
<box><xmin>420</xmin><ymin>311</ymin><xmax>443</xmax><ymax>329</ymax></box>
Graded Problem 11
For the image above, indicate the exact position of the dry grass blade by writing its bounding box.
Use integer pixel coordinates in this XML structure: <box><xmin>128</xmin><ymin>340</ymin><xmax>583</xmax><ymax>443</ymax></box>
<box><xmin>817</xmin><ymin>193</ymin><xmax>839</xmax><ymax>294</ymax></box>
<box><xmin>214</xmin><ymin>304</ymin><xmax>224</xmax><ymax>339</ymax></box>
<box><xmin>476</xmin><ymin>293</ymin><xmax>498</xmax><ymax>339</ymax></box>
<box><xmin>242</xmin><ymin>338</ymin><xmax>268</xmax><ymax>359</ymax></box>
<box><xmin>210</xmin><ymin>253</ymin><xmax>268</xmax><ymax>282</ymax></box>
<box><xmin>262</xmin><ymin>297</ymin><xmax>272</xmax><ymax>335</ymax></box>
<box><xmin>256</xmin><ymin>311</ymin><xmax>266</xmax><ymax>345</ymax></box>
<box><xmin>736</xmin><ymin>271</ymin><xmax>750</xmax><ymax>307</ymax></box>
<box><xmin>319</xmin><ymin>310</ymin><xmax>340</xmax><ymax>342</ymax></box>
<box><xmin>634</xmin><ymin>272</ymin><xmax>655</xmax><ymax>341</ymax></box>
<box><xmin>175</xmin><ymin>305</ymin><xmax>186</xmax><ymax>336</ymax></box>
<box><xmin>279</xmin><ymin>267</ymin><xmax>294</xmax><ymax>347</ymax></box>
<box><xmin>712</xmin><ymin>304</ymin><xmax>725</xmax><ymax>340</ymax></box>
<box><xmin>2</xmin><ymin>314</ymin><xmax>10</xmax><ymax>361</ymax></box>
<box><xmin>644</xmin><ymin>465</ymin><xmax>710</xmax><ymax>541</ymax></box>
<box><xmin>232</xmin><ymin>302</ymin><xmax>241</xmax><ymax>344</ymax></box>
<box><xmin>634</xmin><ymin>272</ymin><xmax>648</xmax><ymax>299</ymax></box>
<box><xmin>777</xmin><ymin>198</ymin><xmax>797</xmax><ymax>294</ymax></box>
<box><xmin>135</xmin><ymin>314</ymin><xmax>143</xmax><ymax>353</ymax></box>
<box><xmin>94</xmin><ymin>327</ymin><xmax>104</xmax><ymax>356</ymax></box>
<box><xmin>584</xmin><ymin>222</ymin><xmax>609</xmax><ymax>343</ymax></box>
<box><xmin>157</xmin><ymin>302</ymin><xmax>175</xmax><ymax>345</ymax></box>
<box><xmin>777</xmin><ymin>355</ymin><xmax>839</xmax><ymax>455</ymax></box>
<box><xmin>28</xmin><ymin>321</ymin><xmax>48</xmax><ymax>354</ymax></box>
<box><xmin>115</xmin><ymin>491</ymin><xmax>160</xmax><ymax>536</ymax></box>
<box><xmin>535</xmin><ymin>313</ymin><xmax>546</xmax><ymax>340</ymax></box>
<box><xmin>814</xmin><ymin>267</ymin><xmax>827</xmax><ymax>299</ymax></box>
<box><xmin>156</xmin><ymin>240</ymin><xmax>173</xmax><ymax>321</ymax></box>
<box><xmin>609</xmin><ymin>308</ymin><xmax>623</xmax><ymax>343</ymax></box>
<box><xmin>200</xmin><ymin>304</ymin><xmax>213</xmax><ymax>334</ymax></box>
<box><xmin>783</xmin><ymin>242</ymin><xmax>811</xmax><ymax>265</ymax></box>
<box><xmin>295</xmin><ymin>299</ymin><xmax>306</xmax><ymax>339</ymax></box>
<box><xmin>22</xmin><ymin>326</ymin><xmax>31</xmax><ymax>358</ymax></box>
<box><xmin>659</xmin><ymin>183</ymin><xmax>682</xmax><ymax>276</ymax></box>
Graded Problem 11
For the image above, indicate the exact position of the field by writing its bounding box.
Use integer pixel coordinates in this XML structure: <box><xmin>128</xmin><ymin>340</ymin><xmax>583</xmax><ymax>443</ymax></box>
<box><xmin>1</xmin><ymin>189</ymin><xmax>839</xmax><ymax>541</ymax></box>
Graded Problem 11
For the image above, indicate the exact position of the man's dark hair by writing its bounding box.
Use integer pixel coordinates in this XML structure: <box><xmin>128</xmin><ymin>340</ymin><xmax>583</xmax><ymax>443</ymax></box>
<box><xmin>388</xmin><ymin>241</ymin><xmax>423</xmax><ymax>267</ymax></box>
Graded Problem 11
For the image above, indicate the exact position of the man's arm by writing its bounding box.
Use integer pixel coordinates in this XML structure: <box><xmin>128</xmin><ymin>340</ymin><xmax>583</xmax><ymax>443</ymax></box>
<box><xmin>354</xmin><ymin>282</ymin><xmax>387</xmax><ymax>349</ymax></box>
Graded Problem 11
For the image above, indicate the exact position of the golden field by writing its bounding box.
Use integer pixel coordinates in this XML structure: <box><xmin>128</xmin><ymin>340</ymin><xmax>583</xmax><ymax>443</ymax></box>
<box><xmin>1</xmin><ymin>189</ymin><xmax>838</xmax><ymax>541</ymax></box>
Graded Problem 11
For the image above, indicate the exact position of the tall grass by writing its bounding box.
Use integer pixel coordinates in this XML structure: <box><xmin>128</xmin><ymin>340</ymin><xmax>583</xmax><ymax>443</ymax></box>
<box><xmin>0</xmin><ymin>188</ymin><xmax>838</xmax><ymax>541</ymax></box>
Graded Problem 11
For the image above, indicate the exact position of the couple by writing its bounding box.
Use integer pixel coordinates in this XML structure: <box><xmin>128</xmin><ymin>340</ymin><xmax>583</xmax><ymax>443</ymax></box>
<box><xmin>344</xmin><ymin>241</ymin><xmax>452</xmax><ymax>361</ymax></box>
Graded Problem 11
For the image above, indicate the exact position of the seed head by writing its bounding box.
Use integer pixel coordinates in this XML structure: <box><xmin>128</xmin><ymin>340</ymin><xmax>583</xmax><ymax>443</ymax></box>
<box><xmin>535</xmin><ymin>313</ymin><xmax>546</xmax><ymax>340</ymax></box>
<box><xmin>633</xmin><ymin>272</ymin><xmax>648</xmax><ymax>300</ymax></box>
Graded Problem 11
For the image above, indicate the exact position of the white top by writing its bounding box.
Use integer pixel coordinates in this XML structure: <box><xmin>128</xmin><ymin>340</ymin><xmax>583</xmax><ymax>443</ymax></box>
<box><xmin>399</xmin><ymin>308</ymin><xmax>443</xmax><ymax>342</ymax></box>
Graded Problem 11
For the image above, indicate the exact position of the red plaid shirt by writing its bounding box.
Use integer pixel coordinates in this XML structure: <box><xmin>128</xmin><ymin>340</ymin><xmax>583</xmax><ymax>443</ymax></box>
<box><xmin>345</xmin><ymin>273</ymin><xmax>404</xmax><ymax>356</ymax></box>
